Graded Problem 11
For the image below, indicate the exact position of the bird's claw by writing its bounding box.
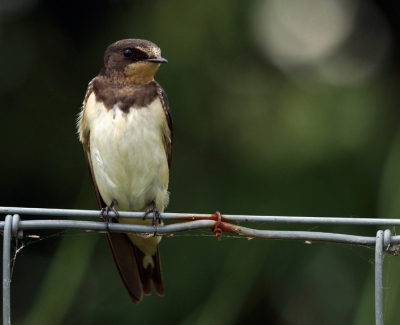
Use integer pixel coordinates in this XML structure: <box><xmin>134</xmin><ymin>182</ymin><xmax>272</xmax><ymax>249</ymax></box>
<box><xmin>142</xmin><ymin>200</ymin><xmax>162</xmax><ymax>236</ymax></box>
<box><xmin>100</xmin><ymin>199</ymin><xmax>119</xmax><ymax>231</ymax></box>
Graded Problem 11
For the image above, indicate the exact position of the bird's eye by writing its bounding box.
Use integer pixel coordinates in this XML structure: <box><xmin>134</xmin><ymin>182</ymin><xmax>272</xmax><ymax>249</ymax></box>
<box><xmin>123</xmin><ymin>49</ymin><xmax>133</xmax><ymax>58</ymax></box>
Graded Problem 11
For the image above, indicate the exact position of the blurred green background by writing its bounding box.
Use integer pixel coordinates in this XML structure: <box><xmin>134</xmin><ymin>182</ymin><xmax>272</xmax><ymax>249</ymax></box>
<box><xmin>1</xmin><ymin>0</ymin><xmax>400</xmax><ymax>324</ymax></box>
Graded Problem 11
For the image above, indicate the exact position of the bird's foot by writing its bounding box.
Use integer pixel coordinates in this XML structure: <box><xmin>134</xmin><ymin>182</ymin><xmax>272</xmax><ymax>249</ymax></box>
<box><xmin>142</xmin><ymin>200</ymin><xmax>162</xmax><ymax>236</ymax></box>
<box><xmin>100</xmin><ymin>199</ymin><xmax>119</xmax><ymax>231</ymax></box>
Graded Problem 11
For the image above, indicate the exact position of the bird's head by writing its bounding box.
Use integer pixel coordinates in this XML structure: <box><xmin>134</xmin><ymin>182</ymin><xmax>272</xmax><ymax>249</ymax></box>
<box><xmin>100</xmin><ymin>39</ymin><xmax>167</xmax><ymax>85</ymax></box>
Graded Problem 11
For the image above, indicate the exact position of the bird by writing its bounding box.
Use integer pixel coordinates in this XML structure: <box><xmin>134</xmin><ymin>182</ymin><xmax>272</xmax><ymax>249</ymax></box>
<box><xmin>77</xmin><ymin>39</ymin><xmax>172</xmax><ymax>304</ymax></box>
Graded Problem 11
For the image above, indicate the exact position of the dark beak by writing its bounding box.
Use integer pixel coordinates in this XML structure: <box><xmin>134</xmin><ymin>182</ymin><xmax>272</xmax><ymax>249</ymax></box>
<box><xmin>146</xmin><ymin>57</ymin><xmax>168</xmax><ymax>63</ymax></box>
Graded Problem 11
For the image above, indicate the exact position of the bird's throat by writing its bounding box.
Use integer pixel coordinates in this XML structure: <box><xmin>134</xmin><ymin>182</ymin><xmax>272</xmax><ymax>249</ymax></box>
<box><xmin>124</xmin><ymin>61</ymin><xmax>161</xmax><ymax>85</ymax></box>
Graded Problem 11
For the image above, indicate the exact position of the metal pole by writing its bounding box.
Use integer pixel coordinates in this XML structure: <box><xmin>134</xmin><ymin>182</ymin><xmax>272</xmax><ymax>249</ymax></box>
<box><xmin>3</xmin><ymin>215</ymin><xmax>12</xmax><ymax>325</ymax></box>
<box><xmin>375</xmin><ymin>230</ymin><xmax>383</xmax><ymax>325</ymax></box>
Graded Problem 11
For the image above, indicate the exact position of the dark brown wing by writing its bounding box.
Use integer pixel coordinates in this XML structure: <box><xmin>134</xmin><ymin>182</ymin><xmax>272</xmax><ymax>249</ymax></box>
<box><xmin>157</xmin><ymin>84</ymin><xmax>173</xmax><ymax>168</ymax></box>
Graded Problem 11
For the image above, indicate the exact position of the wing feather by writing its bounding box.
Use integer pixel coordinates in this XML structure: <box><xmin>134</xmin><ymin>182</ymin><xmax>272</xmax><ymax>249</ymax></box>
<box><xmin>157</xmin><ymin>84</ymin><xmax>173</xmax><ymax>169</ymax></box>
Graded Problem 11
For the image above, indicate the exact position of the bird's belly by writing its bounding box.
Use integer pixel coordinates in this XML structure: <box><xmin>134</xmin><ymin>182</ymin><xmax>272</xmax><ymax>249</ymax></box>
<box><xmin>89</xmin><ymin>102</ymin><xmax>169</xmax><ymax>212</ymax></box>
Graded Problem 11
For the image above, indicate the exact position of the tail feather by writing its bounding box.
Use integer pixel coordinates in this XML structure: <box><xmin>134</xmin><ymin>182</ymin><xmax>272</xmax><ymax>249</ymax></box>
<box><xmin>106</xmin><ymin>221</ymin><xmax>164</xmax><ymax>303</ymax></box>
<box><xmin>106</xmin><ymin>231</ymin><xmax>143</xmax><ymax>304</ymax></box>
<box><xmin>132</xmin><ymin>245</ymin><xmax>164</xmax><ymax>296</ymax></box>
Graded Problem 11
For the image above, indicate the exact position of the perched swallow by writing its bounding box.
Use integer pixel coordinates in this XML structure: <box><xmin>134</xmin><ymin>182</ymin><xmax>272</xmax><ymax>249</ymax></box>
<box><xmin>77</xmin><ymin>39</ymin><xmax>172</xmax><ymax>303</ymax></box>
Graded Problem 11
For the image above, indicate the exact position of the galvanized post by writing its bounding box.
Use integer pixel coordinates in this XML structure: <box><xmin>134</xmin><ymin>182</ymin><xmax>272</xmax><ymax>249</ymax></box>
<box><xmin>3</xmin><ymin>215</ymin><xmax>12</xmax><ymax>325</ymax></box>
<box><xmin>375</xmin><ymin>230</ymin><xmax>383</xmax><ymax>325</ymax></box>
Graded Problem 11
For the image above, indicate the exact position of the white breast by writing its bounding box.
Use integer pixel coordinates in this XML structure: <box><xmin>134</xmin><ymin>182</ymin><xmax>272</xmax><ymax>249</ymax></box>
<box><xmin>84</xmin><ymin>92</ymin><xmax>170</xmax><ymax>212</ymax></box>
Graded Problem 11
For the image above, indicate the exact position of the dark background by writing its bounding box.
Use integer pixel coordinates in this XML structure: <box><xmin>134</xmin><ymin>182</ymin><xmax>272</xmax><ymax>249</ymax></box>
<box><xmin>1</xmin><ymin>0</ymin><xmax>400</xmax><ymax>324</ymax></box>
